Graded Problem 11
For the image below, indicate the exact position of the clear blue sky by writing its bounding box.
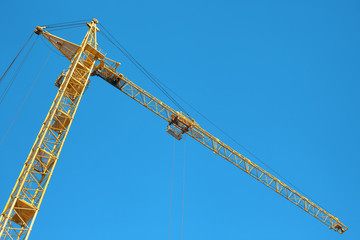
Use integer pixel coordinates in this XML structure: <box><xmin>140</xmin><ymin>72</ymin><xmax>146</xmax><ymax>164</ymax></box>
<box><xmin>0</xmin><ymin>1</ymin><xmax>359</xmax><ymax>239</ymax></box>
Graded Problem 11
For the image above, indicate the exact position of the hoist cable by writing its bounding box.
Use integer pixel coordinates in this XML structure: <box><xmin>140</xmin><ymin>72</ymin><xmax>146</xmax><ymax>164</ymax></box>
<box><xmin>168</xmin><ymin>139</ymin><xmax>176</xmax><ymax>240</ymax></box>
<box><xmin>0</xmin><ymin>49</ymin><xmax>52</xmax><ymax>148</ymax></box>
<box><xmin>0</xmin><ymin>35</ymin><xmax>38</xmax><ymax>105</ymax></box>
<box><xmin>98</xmin><ymin>24</ymin><xmax>190</xmax><ymax>116</ymax></box>
<box><xmin>181</xmin><ymin>136</ymin><xmax>186</xmax><ymax>240</ymax></box>
<box><xmin>0</xmin><ymin>32</ymin><xmax>34</xmax><ymax>85</ymax></box>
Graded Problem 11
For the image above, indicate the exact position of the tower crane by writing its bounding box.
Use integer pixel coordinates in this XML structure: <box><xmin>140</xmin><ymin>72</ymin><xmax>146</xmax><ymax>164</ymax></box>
<box><xmin>0</xmin><ymin>19</ymin><xmax>347</xmax><ymax>240</ymax></box>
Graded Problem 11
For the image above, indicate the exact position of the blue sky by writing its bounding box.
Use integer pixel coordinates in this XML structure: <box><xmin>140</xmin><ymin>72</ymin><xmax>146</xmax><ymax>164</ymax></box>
<box><xmin>0</xmin><ymin>0</ymin><xmax>359</xmax><ymax>239</ymax></box>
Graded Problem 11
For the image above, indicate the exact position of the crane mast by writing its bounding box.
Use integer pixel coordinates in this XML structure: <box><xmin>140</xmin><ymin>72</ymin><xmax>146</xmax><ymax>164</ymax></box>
<box><xmin>0</xmin><ymin>19</ymin><xmax>347</xmax><ymax>239</ymax></box>
<box><xmin>0</xmin><ymin>20</ymin><xmax>101</xmax><ymax>240</ymax></box>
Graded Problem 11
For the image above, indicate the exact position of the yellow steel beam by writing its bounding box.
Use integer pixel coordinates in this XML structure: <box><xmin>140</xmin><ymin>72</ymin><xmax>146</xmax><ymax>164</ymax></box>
<box><xmin>93</xmin><ymin>59</ymin><xmax>348</xmax><ymax>234</ymax></box>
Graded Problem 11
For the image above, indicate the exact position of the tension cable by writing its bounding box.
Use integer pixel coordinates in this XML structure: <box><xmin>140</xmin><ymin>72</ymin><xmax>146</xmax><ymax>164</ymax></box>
<box><xmin>0</xmin><ymin>32</ymin><xmax>34</xmax><ymax>85</ymax></box>
<box><xmin>0</xmin><ymin>49</ymin><xmax>52</xmax><ymax>148</ymax></box>
<box><xmin>99</xmin><ymin>24</ymin><xmax>190</xmax><ymax>117</ymax></box>
<box><xmin>0</xmin><ymin>35</ymin><xmax>38</xmax><ymax>105</ymax></box>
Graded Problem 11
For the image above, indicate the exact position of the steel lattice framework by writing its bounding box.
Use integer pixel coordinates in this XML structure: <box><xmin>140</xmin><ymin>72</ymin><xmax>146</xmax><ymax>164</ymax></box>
<box><xmin>0</xmin><ymin>20</ymin><xmax>100</xmax><ymax>240</ymax></box>
<box><xmin>93</xmin><ymin>60</ymin><xmax>347</xmax><ymax>234</ymax></box>
<box><xmin>0</xmin><ymin>19</ymin><xmax>347</xmax><ymax>240</ymax></box>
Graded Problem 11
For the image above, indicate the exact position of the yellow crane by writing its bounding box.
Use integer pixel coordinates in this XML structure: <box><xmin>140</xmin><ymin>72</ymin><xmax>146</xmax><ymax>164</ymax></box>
<box><xmin>0</xmin><ymin>19</ymin><xmax>347</xmax><ymax>240</ymax></box>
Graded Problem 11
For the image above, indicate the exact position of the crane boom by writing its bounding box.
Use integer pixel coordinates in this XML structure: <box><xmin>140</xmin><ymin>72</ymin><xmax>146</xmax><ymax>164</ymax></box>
<box><xmin>92</xmin><ymin>58</ymin><xmax>347</xmax><ymax>234</ymax></box>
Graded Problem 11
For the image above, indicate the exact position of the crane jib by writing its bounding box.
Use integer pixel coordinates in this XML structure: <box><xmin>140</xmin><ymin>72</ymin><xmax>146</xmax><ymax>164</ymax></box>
<box><xmin>92</xmin><ymin>57</ymin><xmax>347</xmax><ymax>234</ymax></box>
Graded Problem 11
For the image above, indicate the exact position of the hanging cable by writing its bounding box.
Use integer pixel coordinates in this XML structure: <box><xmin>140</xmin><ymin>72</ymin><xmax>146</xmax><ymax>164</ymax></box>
<box><xmin>0</xmin><ymin>49</ymin><xmax>52</xmax><ymax>148</ymax></box>
<box><xmin>168</xmin><ymin>139</ymin><xmax>176</xmax><ymax>240</ymax></box>
<box><xmin>181</xmin><ymin>136</ymin><xmax>186</xmax><ymax>240</ymax></box>
<box><xmin>0</xmin><ymin>32</ymin><xmax>34</xmax><ymax>85</ymax></box>
<box><xmin>0</xmin><ymin>35</ymin><xmax>38</xmax><ymax>105</ymax></box>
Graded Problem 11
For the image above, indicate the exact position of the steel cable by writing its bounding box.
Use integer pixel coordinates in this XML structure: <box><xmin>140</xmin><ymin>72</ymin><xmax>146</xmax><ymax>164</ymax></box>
<box><xmin>47</xmin><ymin>25</ymin><xmax>87</xmax><ymax>32</ymax></box>
<box><xmin>98</xmin><ymin>25</ymin><xmax>190</xmax><ymax>116</ymax></box>
<box><xmin>168</xmin><ymin>139</ymin><xmax>176</xmax><ymax>240</ymax></box>
<box><xmin>97</xmin><ymin>23</ymin><xmax>324</xmax><ymax>210</ymax></box>
<box><xmin>181</xmin><ymin>136</ymin><xmax>186</xmax><ymax>240</ymax></box>
<box><xmin>0</xmin><ymin>32</ymin><xmax>34</xmax><ymax>85</ymax></box>
<box><xmin>0</xmin><ymin>35</ymin><xmax>38</xmax><ymax>105</ymax></box>
<box><xmin>0</xmin><ymin>49</ymin><xmax>52</xmax><ymax>148</ymax></box>
<box><xmin>157</xmin><ymin>71</ymin><xmax>326</xmax><ymax>210</ymax></box>
<box><xmin>44</xmin><ymin>19</ymin><xmax>92</xmax><ymax>28</ymax></box>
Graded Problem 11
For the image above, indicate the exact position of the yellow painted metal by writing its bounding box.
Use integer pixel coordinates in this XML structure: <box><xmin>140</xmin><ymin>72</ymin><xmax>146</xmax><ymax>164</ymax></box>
<box><xmin>0</xmin><ymin>19</ymin><xmax>100</xmax><ymax>240</ymax></box>
<box><xmin>41</xmin><ymin>31</ymin><xmax>80</xmax><ymax>60</ymax></box>
<box><xmin>0</xmin><ymin>20</ymin><xmax>347</xmax><ymax>239</ymax></box>
<box><xmin>92</xmin><ymin>58</ymin><xmax>348</xmax><ymax>234</ymax></box>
